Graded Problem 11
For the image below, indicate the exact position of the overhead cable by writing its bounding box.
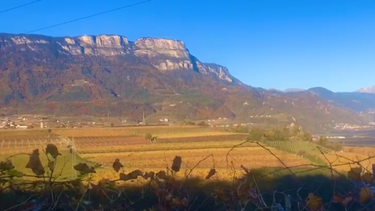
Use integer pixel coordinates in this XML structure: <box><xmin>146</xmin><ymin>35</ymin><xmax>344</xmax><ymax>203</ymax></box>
<box><xmin>0</xmin><ymin>0</ymin><xmax>42</xmax><ymax>15</ymax></box>
<box><xmin>26</xmin><ymin>0</ymin><xmax>152</xmax><ymax>33</ymax></box>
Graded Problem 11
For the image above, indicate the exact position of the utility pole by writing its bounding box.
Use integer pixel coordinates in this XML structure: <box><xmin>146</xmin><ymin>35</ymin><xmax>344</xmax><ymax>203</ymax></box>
<box><xmin>71</xmin><ymin>137</ymin><xmax>77</xmax><ymax>180</ymax></box>
<box><xmin>143</xmin><ymin>111</ymin><xmax>146</xmax><ymax>126</ymax></box>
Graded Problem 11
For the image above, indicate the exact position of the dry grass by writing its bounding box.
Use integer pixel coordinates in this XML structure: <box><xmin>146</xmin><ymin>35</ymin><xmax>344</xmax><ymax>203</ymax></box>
<box><xmin>3</xmin><ymin>127</ymin><xmax>375</xmax><ymax>183</ymax></box>
<box><xmin>0</xmin><ymin>129</ymin><xmax>50</xmax><ymax>137</ymax></box>
<box><xmin>324</xmin><ymin>147</ymin><xmax>375</xmax><ymax>173</ymax></box>
<box><xmin>343</xmin><ymin>146</ymin><xmax>375</xmax><ymax>156</ymax></box>
<box><xmin>52</xmin><ymin>126</ymin><xmax>233</xmax><ymax>138</ymax></box>
<box><xmin>75</xmin><ymin>140</ymin><xmax>247</xmax><ymax>153</ymax></box>
<box><xmin>80</xmin><ymin>144</ymin><xmax>310</xmax><ymax>181</ymax></box>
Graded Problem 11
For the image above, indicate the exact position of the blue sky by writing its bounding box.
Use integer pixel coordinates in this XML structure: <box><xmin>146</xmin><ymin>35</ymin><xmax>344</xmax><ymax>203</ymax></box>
<box><xmin>1</xmin><ymin>0</ymin><xmax>375</xmax><ymax>92</ymax></box>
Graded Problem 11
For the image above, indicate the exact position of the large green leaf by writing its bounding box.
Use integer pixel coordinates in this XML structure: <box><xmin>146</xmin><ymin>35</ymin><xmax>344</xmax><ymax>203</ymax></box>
<box><xmin>7</xmin><ymin>169</ymin><xmax>25</xmax><ymax>178</ymax></box>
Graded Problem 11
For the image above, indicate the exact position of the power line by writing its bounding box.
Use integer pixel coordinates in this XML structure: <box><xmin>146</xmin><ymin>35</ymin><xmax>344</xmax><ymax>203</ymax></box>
<box><xmin>26</xmin><ymin>0</ymin><xmax>152</xmax><ymax>33</ymax></box>
<box><xmin>0</xmin><ymin>0</ymin><xmax>42</xmax><ymax>15</ymax></box>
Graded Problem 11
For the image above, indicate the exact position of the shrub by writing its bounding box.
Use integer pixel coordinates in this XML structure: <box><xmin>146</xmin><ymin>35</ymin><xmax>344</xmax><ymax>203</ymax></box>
<box><xmin>247</xmin><ymin>127</ymin><xmax>266</xmax><ymax>141</ymax></box>
<box><xmin>318</xmin><ymin>136</ymin><xmax>329</xmax><ymax>146</ymax></box>
<box><xmin>298</xmin><ymin>150</ymin><xmax>306</xmax><ymax>157</ymax></box>
<box><xmin>234</xmin><ymin>125</ymin><xmax>249</xmax><ymax>133</ymax></box>
<box><xmin>182</xmin><ymin>121</ymin><xmax>195</xmax><ymax>125</ymax></box>
<box><xmin>265</xmin><ymin>127</ymin><xmax>289</xmax><ymax>141</ymax></box>
<box><xmin>197</xmin><ymin>121</ymin><xmax>208</xmax><ymax>126</ymax></box>
<box><xmin>145</xmin><ymin>133</ymin><xmax>152</xmax><ymax>140</ymax></box>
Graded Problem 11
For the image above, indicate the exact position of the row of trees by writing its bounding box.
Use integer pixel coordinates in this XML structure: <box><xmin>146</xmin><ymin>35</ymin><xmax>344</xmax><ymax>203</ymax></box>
<box><xmin>246</xmin><ymin>124</ymin><xmax>342</xmax><ymax>151</ymax></box>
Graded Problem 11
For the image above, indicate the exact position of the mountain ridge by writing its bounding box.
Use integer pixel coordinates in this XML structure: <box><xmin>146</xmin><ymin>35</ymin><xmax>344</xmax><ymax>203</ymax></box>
<box><xmin>0</xmin><ymin>33</ymin><xmax>371</xmax><ymax>130</ymax></box>
<box><xmin>356</xmin><ymin>85</ymin><xmax>375</xmax><ymax>94</ymax></box>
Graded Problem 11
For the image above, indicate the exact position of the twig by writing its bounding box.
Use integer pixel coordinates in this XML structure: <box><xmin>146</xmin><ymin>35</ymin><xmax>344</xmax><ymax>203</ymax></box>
<box><xmin>4</xmin><ymin>194</ymin><xmax>37</xmax><ymax>211</ymax></box>
<box><xmin>75</xmin><ymin>187</ymin><xmax>88</xmax><ymax>211</ymax></box>
<box><xmin>256</xmin><ymin>142</ymin><xmax>302</xmax><ymax>185</ymax></box>
<box><xmin>225</xmin><ymin>140</ymin><xmax>252</xmax><ymax>169</ymax></box>
<box><xmin>185</xmin><ymin>154</ymin><xmax>213</xmax><ymax>180</ymax></box>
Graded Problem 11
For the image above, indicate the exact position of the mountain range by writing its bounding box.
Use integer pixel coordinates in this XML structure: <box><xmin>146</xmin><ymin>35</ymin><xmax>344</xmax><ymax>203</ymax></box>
<box><xmin>356</xmin><ymin>85</ymin><xmax>375</xmax><ymax>94</ymax></box>
<box><xmin>0</xmin><ymin>33</ymin><xmax>374</xmax><ymax>131</ymax></box>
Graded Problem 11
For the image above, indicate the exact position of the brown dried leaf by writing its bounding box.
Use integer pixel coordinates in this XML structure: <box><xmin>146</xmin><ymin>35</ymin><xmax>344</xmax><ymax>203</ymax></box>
<box><xmin>143</xmin><ymin>171</ymin><xmax>155</xmax><ymax>180</ymax></box>
<box><xmin>25</xmin><ymin>149</ymin><xmax>45</xmax><ymax>176</ymax></box>
<box><xmin>112</xmin><ymin>158</ymin><xmax>123</xmax><ymax>173</ymax></box>
<box><xmin>0</xmin><ymin>159</ymin><xmax>14</xmax><ymax>171</ymax></box>
<box><xmin>205</xmin><ymin>168</ymin><xmax>216</xmax><ymax>179</ymax></box>
<box><xmin>74</xmin><ymin>163</ymin><xmax>96</xmax><ymax>174</ymax></box>
<box><xmin>347</xmin><ymin>168</ymin><xmax>361</xmax><ymax>182</ymax></box>
<box><xmin>128</xmin><ymin>170</ymin><xmax>143</xmax><ymax>178</ymax></box>
<box><xmin>98</xmin><ymin>178</ymin><xmax>115</xmax><ymax>188</ymax></box>
<box><xmin>171</xmin><ymin>197</ymin><xmax>189</xmax><ymax>208</ymax></box>
<box><xmin>332</xmin><ymin>193</ymin><xmax>353</xmax><ymax>207</ymax></box>
<box><xmin>119</xmin><ymin>170</ymin><xmax>143</xmax><ymax>181</ymax></box>
<box><xmin>352</xmin><ymin>167</ymin><xmax>362</xmax><ymax>174</ymax></box>
<box><xmin>359</xmin><ymin>186</ymin><xmax>374</xmax><ymax>203</ymax></box>
<box><xmin>156</xmin><ymin>170</ymin><xmax>167</xmax><ymax>180</ymax></box>
<box><xmin>46</xmin><ymin>144</ymin><xmax>61</xmax><ymax>159</ymax></box>
<box><xmin>305</xmin><ymin>193</ymin><xmax>322</xmax><ymax>211</ymax></box>
<box><xmin>171</xmin><ymin>156</ymin><xmax>182</xmax><ymax>172</ymax></box>
<box><xmin>362</xmin><ymin>172</ymin><xmax>373</xmax><ymax>184</ymax></box>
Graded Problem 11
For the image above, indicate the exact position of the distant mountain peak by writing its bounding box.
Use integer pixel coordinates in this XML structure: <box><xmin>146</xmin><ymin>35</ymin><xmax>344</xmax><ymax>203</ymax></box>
<box><xmin>356</xmin><ymin>85</ymin><xmax>375</xmax><ymax>93</ymax></box>
<box><xmin>308</xmin><ymin>87</ymin><xmax>333</xmax><ymax>93</ymax></box>
<box><xmin>0</xmin><ymin>33</ymin><xmax>372</xmax><ymax>129</ymax></box>
<box><xmin>284</xmin><ymin>88</ymin><xmax>305</xmax><ymax>93</ymax></box>
<box><xmin>0</xmin><ymin>33</ymin><xmax>238</xmax><ymax>84</ymax></box>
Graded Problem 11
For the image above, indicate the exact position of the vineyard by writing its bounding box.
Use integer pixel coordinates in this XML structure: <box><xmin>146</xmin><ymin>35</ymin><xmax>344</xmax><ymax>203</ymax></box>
<box><xmin>0</xmin><ymin>135</ymin><xmax>70</xmax><ymax>155</ymax></box>
<box><xmin>261</xmin><ymin>141</ymin><xmax>331</xmax><ymax>164</ymax></box>
<box><xmin>1</xmin><ymin>127</ymin><xmax>375</xmax><ymax>210</ymax></box>
<box><xmin>52</xmin><ymin>126</ymin><xmax>234</xmax><ymax>138</ymax></box>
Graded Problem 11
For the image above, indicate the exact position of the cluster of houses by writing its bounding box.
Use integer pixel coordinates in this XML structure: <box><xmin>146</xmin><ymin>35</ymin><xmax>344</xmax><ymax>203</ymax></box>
<box><xmin>334</xmin><ymin>122</ymin><xmax>375</xmax><ymax>130</ymax></box>
<box><xmin>0</xmin><ymin>117</ymin><xmax>45</xmax><ymax>129</ymax></box>
<box><xmin>249</xmin><ymin>115</ymin><xmax>272</xmax><ymax>118</ymax></box>
<box><xmin>158</xmin><ymin>118</ymin><xmax>169</xmax><ymax>122</ymax></box>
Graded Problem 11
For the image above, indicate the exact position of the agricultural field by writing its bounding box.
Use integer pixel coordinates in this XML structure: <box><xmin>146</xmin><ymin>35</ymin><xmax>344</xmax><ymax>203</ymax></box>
<box><xmin>322</xmin><ymin>146</ymin><xmax>375</xmax><ymax>172</ymax></box>
<box><xmin>0</xmin><ymin>132</ymin><xmax>69</xmax><ymax>155</ymax></box>
<box><xmin>72</xmin><ymin>134</ymin><xmax>248</xmax><ymax>153</ymax></box>
<box><xmin>261</xmin><ymin>141</ymin><xmax>330</xmax><ymax>165</ymax></box>
<box><xmin>0</xmin><ymin>126</ymin><xmax>373</xmax><ymax>183</ymax></box>
<box><xmin>52</xmin><ymin>125</ymin><xmax>236</xmax><ymax>138</ymax></box>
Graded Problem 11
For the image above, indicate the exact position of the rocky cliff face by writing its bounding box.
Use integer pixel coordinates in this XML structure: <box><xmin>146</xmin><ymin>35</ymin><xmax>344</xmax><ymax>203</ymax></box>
<box><xmin>0</xmin><ymin>33</ymin><xmax>236</xmax><ymax>83</ymax></box>
<box><xmin>0</xmin><ymin>33</ymin><xmax>368</xmax><ymax>129</ymax></box>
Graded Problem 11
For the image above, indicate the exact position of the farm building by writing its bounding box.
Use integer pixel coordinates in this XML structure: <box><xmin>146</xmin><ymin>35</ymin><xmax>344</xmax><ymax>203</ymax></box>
<box><xmin>16</xmin><ymin>125</ymin><xmax>28</xmax><ymax>129</ymax></box>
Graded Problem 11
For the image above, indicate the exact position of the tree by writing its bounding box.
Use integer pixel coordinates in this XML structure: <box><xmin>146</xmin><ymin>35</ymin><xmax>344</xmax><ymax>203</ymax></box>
<box><xmin>182</xmin><ymin>121</ymin><xmax>195</xmax><ymax>126</ymax></box>
<box><xmin>331</xmin><ymin>141</ymin><xmax>343</xmax><ymax>151</ymax></box>
<box><xmin>265</xmin><ymin>127</ymin><xmax>289</xmax><ymax>141</ymax></box>
<box><xmin>247</xmin><ymin>127</ymin><xmax>266</xmax><ymax>141</ymax></box>
<box><xmin>145</xmin><ymin>133</ymin><xmax>152</xmax><ymax>141</ymax></box>
<box><xmin>318</xmin><ymin>136</ymin><xmax>329</xmax><ymax>146</ymax></box>
<box><xmin>301</xmin><ymin>131</ymin><xmax>313</xmax><ymax>142</ymax></box>
<box><xmin>197</xmin><ymin>121</ymin><xmax>208</xmax><ymax>126</ymax></box>
<box><xmin>291</xmin><ymin>124</ymin><xmax>301</xmax><ymax>136</ymax></box>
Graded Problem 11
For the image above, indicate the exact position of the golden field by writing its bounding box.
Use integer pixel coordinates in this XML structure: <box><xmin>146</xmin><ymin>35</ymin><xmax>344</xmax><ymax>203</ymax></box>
<box><xmin>1</xmin><ymin>126</ymin><xmax>374</xmax><ymax>182</ymax></box>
